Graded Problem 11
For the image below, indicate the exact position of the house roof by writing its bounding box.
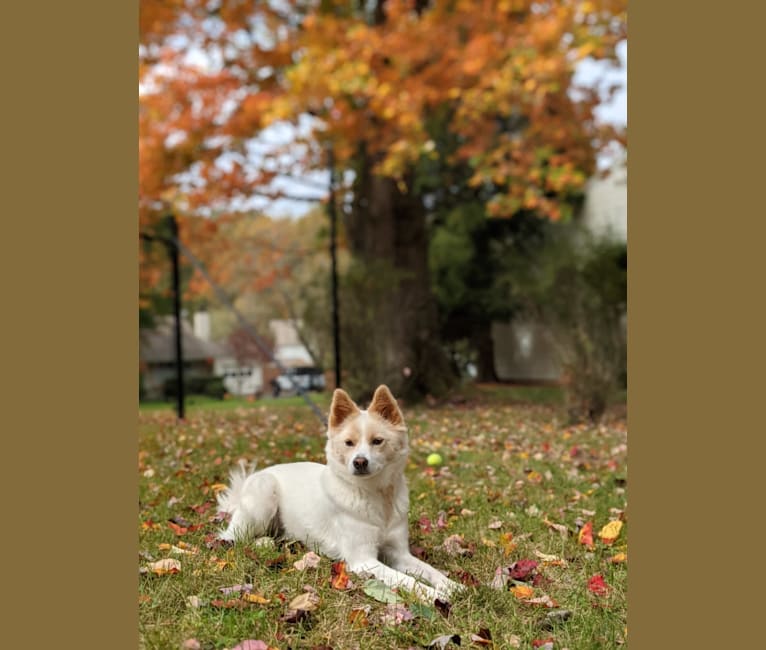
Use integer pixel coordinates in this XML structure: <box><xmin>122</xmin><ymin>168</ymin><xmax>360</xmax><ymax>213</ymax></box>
<box><xmin>139</xmin><ymin>316</ymin><xmax>228</xmax><ymax>364</ymax></box>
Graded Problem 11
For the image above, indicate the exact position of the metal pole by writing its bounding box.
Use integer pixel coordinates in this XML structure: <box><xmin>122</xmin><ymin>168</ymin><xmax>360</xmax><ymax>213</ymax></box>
<box><xmin>328</xmin><ymin>146</ymin><xmax>342</xmax><ymax>389</ymax></box>
<box><xmin>166</xmin><ymin>214</ymin><xmax>185</xmax><ymax>421</ymax></box>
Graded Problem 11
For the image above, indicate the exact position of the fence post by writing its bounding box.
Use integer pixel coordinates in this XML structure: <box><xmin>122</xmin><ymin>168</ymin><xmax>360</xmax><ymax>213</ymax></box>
<box><xmin>165</xmin><ymin>214</ymin><xmax>186</xmax><ymax>420</ymax></box>
<box><xmin>328</xmin><ymin>146</ymin><xmax>342</xmax><ymax>389</ymax></box>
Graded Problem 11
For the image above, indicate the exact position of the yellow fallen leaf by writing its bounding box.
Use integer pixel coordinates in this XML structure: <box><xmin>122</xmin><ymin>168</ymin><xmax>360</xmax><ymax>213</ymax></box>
<box><xmin>210</xmin><ymin>483</ymin><xmax>229</xmax><ymax>493</ymax></box>
<box><xmin>598</xmin><ymin>520</ymin><xmax>623</xmax><ymax>545</ymax></box>
<box><xmin>609</xmin><ymin>552</ymin><xmax>628</xmax><ymax>564</ymax></box>
<box><xmin>501</xmin><ymin>533</ymin><xmax>517</xmax><ymax>557</ymax></box>
<box><xmin>510</xmin><ymin>585</ymin><xmax>534</xmax><ymax>599</ymax></box>
<box><xmin>242</xmin><ymin>593</ymin><xmax>270</xmax><ymax>604</ymax></box>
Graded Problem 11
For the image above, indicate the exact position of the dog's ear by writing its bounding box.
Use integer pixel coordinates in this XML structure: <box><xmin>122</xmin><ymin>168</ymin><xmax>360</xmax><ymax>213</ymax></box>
<box><xmin>368</xmin><ymin>384</ymin><xmax>405</xmax><ymax>427</ymax></box>
<box><xmin>329</xmin><ymin>388</ymin><xmax>360</xmax><ymax>429</ymax></box>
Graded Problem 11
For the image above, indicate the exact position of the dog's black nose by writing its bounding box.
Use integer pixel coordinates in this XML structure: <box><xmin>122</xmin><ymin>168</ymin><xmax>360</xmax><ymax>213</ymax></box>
<box><xmin>353</xmin><ymin>456</ymin><xmax>369</xmax><ymax>471</ymax></box>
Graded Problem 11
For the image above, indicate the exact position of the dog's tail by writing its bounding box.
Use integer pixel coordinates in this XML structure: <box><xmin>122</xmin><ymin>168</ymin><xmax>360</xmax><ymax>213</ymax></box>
<box><xmin>216</xmin><ymin>459</ymin><xmax>256</xmax><ymax>514</ymax></box>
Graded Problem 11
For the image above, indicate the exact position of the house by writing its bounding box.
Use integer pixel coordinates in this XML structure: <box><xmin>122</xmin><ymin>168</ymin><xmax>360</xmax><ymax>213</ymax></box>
<box><xmin>193</xmin><ymin>313</ymin><xmax>317</xmax><ymax>397</ymax></box>
<box><xmin>492</xmin><ymin>161</ymin><xmax>627</xmax><ymax>383</ymax></box>
<box><xmin>139</xmin><ymin>315</ymin><xmax>228</xmax><ymax>400</ymax></box>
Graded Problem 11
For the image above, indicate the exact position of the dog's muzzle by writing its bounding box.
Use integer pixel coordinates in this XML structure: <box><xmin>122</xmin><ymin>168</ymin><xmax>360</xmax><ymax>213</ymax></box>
<box><xmin>352</xmin><ymin>456</ymin><xmax>369</xmax><ymax>474</ymax></box>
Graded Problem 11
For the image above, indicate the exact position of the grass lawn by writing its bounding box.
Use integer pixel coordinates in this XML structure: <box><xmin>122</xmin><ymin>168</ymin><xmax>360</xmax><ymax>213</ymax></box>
<box><xmin>139</xmin><ymin>385</ymin><xmax>627</xmax><ymax>650</ymax></box>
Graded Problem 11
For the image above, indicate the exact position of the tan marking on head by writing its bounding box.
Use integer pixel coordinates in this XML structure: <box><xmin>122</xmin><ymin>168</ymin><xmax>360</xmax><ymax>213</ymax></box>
<box><xmin>367</xmin><ymin>385</ymin><xmax>405</xmax><ymax>428</ymax></box>
<box><xmin>329</xmin><ymin>388</ymin><xmax>361</xmax><ymax>430</ymax></box>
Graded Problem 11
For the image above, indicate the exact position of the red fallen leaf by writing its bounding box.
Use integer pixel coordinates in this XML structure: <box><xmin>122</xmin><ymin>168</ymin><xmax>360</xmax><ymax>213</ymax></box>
<box><xmin>532</xmin><ymin>637</ymin><xmax>554</xmax><ymax>649</ymax></box>
<box><xmin>578</xmin><ymin>521</ymin><xmax>594</xmax><ymax>548</ymax></box>
<box><xmin>190</xmin><ymin>502</ymin><xmax>214</xmax><ymax>515</ymax></box>
<box><xmin>509</xmin><ymin>559</ymin><xmax>538</xmax><ymax>581</ymax></box>
<box><xmin>588</xmin><ymin>574</ymin><xmax>610</xmax><ymax>596</ymax></box>
<box><xmin>570</xmin><ymin>445</ymin><xmax>580</xmax><ymax>457</ymax></box>
<box><xmin>455</xmin><ymin>570</ymin><xmax>481</xmax><ymax>587</ymax></box>
<box><xmin>204</xmin><ymin>533</ymin><xmax>230</xmax><ymax>550</ymax></box>
<box><xmin>331</xmin><ymin>561</ymin><xmax>350</xmax><ymax>590</ymax></box>
<box><xmin>419</xmin><ymin>516</ymin><xmax>433</xmax><ymax>533</ymax></box>
<box><xmin>210</xmin><ymin>598</ymin><xmax>248</xmax><ymax>609</ymax></box>
<box><xmin>436</xmin><ymin>511</ymin><xmax>449</xmax><ymax>529</ymax></box>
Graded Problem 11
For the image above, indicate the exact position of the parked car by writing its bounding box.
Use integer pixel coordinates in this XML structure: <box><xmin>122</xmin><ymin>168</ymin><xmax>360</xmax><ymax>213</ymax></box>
<box><xmin>271</xmin><ymin>367</ymin><xmax>326</xmax><ymax>397</ymax></box>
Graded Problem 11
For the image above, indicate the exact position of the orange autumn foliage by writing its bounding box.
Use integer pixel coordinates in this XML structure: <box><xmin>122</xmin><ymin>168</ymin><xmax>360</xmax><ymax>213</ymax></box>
<box><xmin>140</xmin><ymin>0</ymin><xmax>626</xmax><ymax>295</ymax></box>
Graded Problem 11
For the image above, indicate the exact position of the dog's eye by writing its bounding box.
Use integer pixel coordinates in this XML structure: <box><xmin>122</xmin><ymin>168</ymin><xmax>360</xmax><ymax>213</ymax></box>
<box><xmin>372</xmin><ymin>438</ymin><xmax>384</xmax><ymax>446</ymax></box>
<box><xmin>344</xmin><ymin>440</ymin><xmax>354</xmax><ymax>447</ymax></box>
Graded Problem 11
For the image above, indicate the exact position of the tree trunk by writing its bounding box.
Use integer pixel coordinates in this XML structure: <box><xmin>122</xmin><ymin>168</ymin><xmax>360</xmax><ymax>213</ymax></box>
<box><xmin>344</xmin><ymin>162</ymin><xmax>454</xmax><ymax>401</ymax></box>
<box><xmin>472</xmin><ymin>320</ymin><xmax>498</xmax><ymax>383</ymax></box>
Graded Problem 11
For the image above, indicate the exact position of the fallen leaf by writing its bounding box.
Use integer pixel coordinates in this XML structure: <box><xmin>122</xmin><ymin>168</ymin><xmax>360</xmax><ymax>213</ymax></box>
<box><xmin>294</xmin><ymin>551</ymin><xmax>322</xmax><ymax>570</ymax></box>
<box><xmin>186</xmin><ymin>595</ymin><xmax>202</xmax><ymax>608</ymax></box>
<box><xmin>506</xmin><ymin>634</ymin><xmax>522</xmax><ymax>648</ymax></box>
<box><xmin>145</xmin><ymin>558</ymin><xmax>181</xmax><ymax>576</ymax></box>
<box><xmin>242</xmin><ymin>593</ymin><xmax>270</xmax><ymax>604</ymax></box>
<box><xmin>531</xmin><ymin>637</ymin><xmax>554</xmax><ymax>649</ymax></box>
<box><xmin>331</xmin><ymin>560</ymin><xmax>351</xmax><ymax>589</ymax></box>
<box><xmin>419</xmin><ymin>516</ymin><xmax>433</xmax><ymax>533</ymax></box>
<box><xmin>231</xmin><ymin>641</ymin><xmax>269</xmax><ymax>650</ymax></box>
<box><xmin>490</xmin><ymin>566</ymin><xmax>510</xmax><ymax>590</ymax></box>
<box><xmin>434</xmin><ymin>598</ymin><xmax>452</xmax><ymax>618</ymax></box>
<box><xmin>470</xmin><ymin>627</ymin><xmax>493</xmax><ymax>645</ymax></box>
<box><xmin>380</xmin><ymin>603</ymin><xmax>414</xmax><ymax>625</ymax></box>
<box><xmin>210</xmin><ymin>598</ymin><xmax>247</xmax><ymax>609</ymax></box>
<box><xmin>598</xmin><ymin>520</ymin><xmax>623</xmax><ymax>545</ymax></box>
<box><xmin>219</xmin><ymin>584</ymin><xmax>254</xmax><ymax>595</ymax></box>
<box><xmin>523</xmin><ymin>594</ymin><xmax>558</xmax><ymax>608</ymax></box>
<box><xmin>443</xmin><ymin>534</ymin><xmax>470</xmax><ymax>556</ymax></box>
<box><xmin>578</xmin><ymin>521</ymin><xmax>594</xmax><ymax>548</ymax></box>
<box><xmin>509</xmin><ymin>559</ymin><xmax>538</xmax><ymax>581</ymax></box>
<box><xmin>500</xmin><ymin>532</ymin><xmax>516</xmax><ymax>557</ymax></box>
<box><xmin>455</xmin><ymin>569</ymin><xmax>481</xmax><ymax>587</ymax></box>
<box><xmin>609</xmin><ymin>552</ymin><xmax>628</xmax><ymax>564</ymax></box>
<box><xmin>588</xmin><ymin>574</ymin><xmax>610</xmax><ymax>596</ymax></box>
<box><xmin>362</xmin><ymin>578</ymin><xmax>402</xmax><ymax>603</ymax></box>
<box><xmin>510</xmin><ymin>585</ymin><xmax>535</xmax><ymax>599</ymax></box>
<box><xmin>288</xmin><ymin>591</ymin><xmax>320</xmax><ymax>612</ymax></box>
<box><xmin>542</xmin><ymin>518</ymin><xmax>569</xmax><ymax>538</ymax></box>
<box><xmin>488</xmin><ymin>518</ymin><xmax>503</xmax><ymax>529</ymax></box>
<box><xmin>348</xmin><ymin>606</ymin><xmax>370</xmax><ymax>627</ymax></box>
<box><xmin>436</xmin><ymin>511</ymin><xmax>449</xmax><ymax>529</ymax></box>
<box><xmin>541</xmin><ymin>609</ymin><xmax>572</xmax><ymax>630</ymax></box>
<box><xmin>181</xmin><ymin>640</ymin><xmax>201</xmax><ymax>650</ymax></box>
<box><xmin>428</xmin><ymin>634</ymin><xmax>461</xmax><ymax>648</ymax></box>
<box><xmin>533</xmin><ymin>550</ymin><xmax>567</xmax><ymax>567</ymax></box>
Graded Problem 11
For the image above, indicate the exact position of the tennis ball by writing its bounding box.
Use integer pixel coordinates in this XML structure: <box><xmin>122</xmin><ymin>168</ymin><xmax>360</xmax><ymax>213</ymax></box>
<box><xmin>426</xmin><ymin>453</ymin><xmax>443</xmax><ymax>466</ymax></box>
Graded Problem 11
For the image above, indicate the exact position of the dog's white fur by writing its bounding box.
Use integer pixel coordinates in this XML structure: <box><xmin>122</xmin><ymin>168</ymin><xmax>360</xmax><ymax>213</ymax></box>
<box><xmin>217</xmin><ymin>384</ymin><xmax>461</xmax><ymax>602</ymax></box>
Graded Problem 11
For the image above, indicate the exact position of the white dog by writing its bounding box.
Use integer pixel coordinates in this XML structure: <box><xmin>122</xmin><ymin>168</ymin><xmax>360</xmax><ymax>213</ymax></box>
<box><xmin>217</xmin><ymin>384</ymin><xmax>461</xmax><ymax>602</ymax></box>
